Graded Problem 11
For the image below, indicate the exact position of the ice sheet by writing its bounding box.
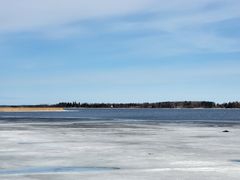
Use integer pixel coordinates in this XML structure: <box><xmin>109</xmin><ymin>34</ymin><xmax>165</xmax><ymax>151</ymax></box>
<box><xmin>0</xmin><ymin>121</ymin><xmax>240</xmax><ymax>179</ymax></box>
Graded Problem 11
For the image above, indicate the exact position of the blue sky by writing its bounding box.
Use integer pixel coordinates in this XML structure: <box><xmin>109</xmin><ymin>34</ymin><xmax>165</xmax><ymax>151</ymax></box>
<box><xmin>0</xmin><ymin>0</ymin><xmax>240</xmax><ymax>105</ymax></box>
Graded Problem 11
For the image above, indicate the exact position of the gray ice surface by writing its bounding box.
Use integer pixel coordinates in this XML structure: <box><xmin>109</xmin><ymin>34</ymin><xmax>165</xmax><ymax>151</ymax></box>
<box><xmin>0</xmin><ymin>121</ymin><xmax>240</xmax><ymax>179</ymax></box>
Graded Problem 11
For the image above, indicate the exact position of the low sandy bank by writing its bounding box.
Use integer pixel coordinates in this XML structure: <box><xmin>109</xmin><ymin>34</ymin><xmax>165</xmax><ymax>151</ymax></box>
<box><xmin>0</xmin><ymin>107</ymin><xmax>64</xmax><ymax>112</ymax></box>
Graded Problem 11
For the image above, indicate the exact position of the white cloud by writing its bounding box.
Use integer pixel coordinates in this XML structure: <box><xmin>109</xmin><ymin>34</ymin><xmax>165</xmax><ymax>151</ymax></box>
<box><xmin>0</xmin><ymin>0</ymin><xmax>239</xmax><ymax>53</ymax></box>
<box><xmin>102</xmin><ymin>0</ymin><xmax>240</xmax><ymax>54</ymax></box>
<box><xmin>0</xmin><ymin>0</ymin><xmax>155</xmax><ymax>32</ymax></box>
<box><xmin>0</xmin><ymin>0</ymin><xmax>239</xmax><ymax>33</ymax></box>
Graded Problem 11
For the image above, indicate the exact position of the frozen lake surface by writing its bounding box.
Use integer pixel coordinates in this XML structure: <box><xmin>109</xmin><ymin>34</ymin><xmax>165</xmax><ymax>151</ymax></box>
<box><xmin>0</xmin><ymin>109</ymin><xmax>240</xmax><ymax>179</ymax></box>
<box><xmin>0</xmin><ymin>166</ymin><xmax>119</xmax><ymax>175</ymax></box>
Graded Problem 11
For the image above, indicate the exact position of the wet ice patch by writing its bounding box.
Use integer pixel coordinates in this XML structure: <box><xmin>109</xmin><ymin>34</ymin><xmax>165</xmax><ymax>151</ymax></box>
<box><xmin>0</xmin><ymin>166</ymin><xmax>119</xmax><ymax>175</ymax></box>
<box><xmin>231</xmin><ymin>160</ymin><xmax>240</xmax><ymax>163</ymax></box>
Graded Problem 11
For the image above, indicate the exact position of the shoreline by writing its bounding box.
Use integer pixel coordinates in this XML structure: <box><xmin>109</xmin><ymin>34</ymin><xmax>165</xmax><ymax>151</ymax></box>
<box><xmin>0</xmin><ymin>107</ymin><xmax>65</xmax><ymax>112</ymax></box>
<box><xmin>0</xmin><ymin>107</ymin><xmax>240</xmax><ymax>112</ymax></box>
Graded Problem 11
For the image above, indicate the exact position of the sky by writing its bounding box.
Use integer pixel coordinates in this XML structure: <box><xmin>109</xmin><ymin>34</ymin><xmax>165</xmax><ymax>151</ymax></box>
<box><xmin>0</xmin><ymin>0</ymin><xmax>240</xmax><ymax>105</ymax></box>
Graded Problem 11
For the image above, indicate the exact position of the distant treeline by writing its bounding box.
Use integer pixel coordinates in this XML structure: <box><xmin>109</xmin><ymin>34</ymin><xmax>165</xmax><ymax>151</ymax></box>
<box><xmin>2</xmin><ymin>101</ymin><xmax>240</xmax><ymax>109</ymax></box>
<box><xmin>52</xmin><ymin>101</ymin><xmax>240</xmax><ymax>108</ymax></box>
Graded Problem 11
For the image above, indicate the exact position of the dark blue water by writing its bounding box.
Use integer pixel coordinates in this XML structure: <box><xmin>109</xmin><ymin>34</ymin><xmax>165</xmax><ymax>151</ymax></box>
<box><xmin>0</xmin><ymin>109</ymin><xmax>240</xmax><ymax>124</ymax></box>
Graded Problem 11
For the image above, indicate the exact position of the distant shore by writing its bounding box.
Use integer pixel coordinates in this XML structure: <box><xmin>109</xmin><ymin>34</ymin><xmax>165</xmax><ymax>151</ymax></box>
<box><xmin>0</xmin><ymin>101</ymin><xmax>240</xmax><ymax>111</ymax></box>
<box><xmin>0</xmin><ymin>107</ymin><xmax>65</xmax><ymax>112</ymax></box>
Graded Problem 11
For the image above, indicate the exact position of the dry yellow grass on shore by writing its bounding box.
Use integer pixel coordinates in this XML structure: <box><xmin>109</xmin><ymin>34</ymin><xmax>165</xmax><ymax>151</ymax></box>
<box><xmin>0</xmin><ymin>107</ymin><xmax>65</xmax><ymax>112</ymax></box>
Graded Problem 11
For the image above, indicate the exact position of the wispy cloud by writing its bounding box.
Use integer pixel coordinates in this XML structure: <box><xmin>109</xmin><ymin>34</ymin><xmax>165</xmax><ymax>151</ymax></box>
<box><xmin>1</xmin><ymin>0</ymin><xmax>239</xmax><ymax>52</ymax></box>
<box><xmin>0</xmin><ymin>0</ymin><xmax>154</xmax><ymax>32</ymax></box>
<box><xmin>1</xmin><ymin>0</ymin><xmax>239</xmax><ymax>33</ymax></box>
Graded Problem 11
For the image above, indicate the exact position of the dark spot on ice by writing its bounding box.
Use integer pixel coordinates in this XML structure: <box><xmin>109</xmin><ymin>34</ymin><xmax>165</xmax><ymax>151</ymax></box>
<box><xmin>222</xmin><ymin>130</ymin><xmax>230</xmax><ymax>133</ymax></box>
<box><xmin>231</xmin><ymin>160</ymin><xmax>240</xmax><ymax>163</ymax></box>
<box><xmin>0</xmin><ymin>166</ymin><xmax>120</xmax><ymax>175</ymax></box>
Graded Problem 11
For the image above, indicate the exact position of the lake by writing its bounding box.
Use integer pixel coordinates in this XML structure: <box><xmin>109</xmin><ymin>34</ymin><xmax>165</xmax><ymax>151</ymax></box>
<box><xmin>0</xmin><ymin>108</ymin><xmax>240</xmax><ymax>124</ymax></box>
<box><xmin>1</xmin><ymin>109</ymin><xmax>240</xmax><ymax>179</ymax></box>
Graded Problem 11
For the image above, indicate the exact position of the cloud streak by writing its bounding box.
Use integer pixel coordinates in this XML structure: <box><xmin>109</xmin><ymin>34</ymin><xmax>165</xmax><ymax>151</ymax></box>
<box><xmin>0</xmin><ymin>0</ymin><xmax>154</xmax><ymax>32</ymax></box>
<box><xmin>0</xmin><ymin>0</ymin><xmax>239</xmax><ymax>32</ymax></box>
